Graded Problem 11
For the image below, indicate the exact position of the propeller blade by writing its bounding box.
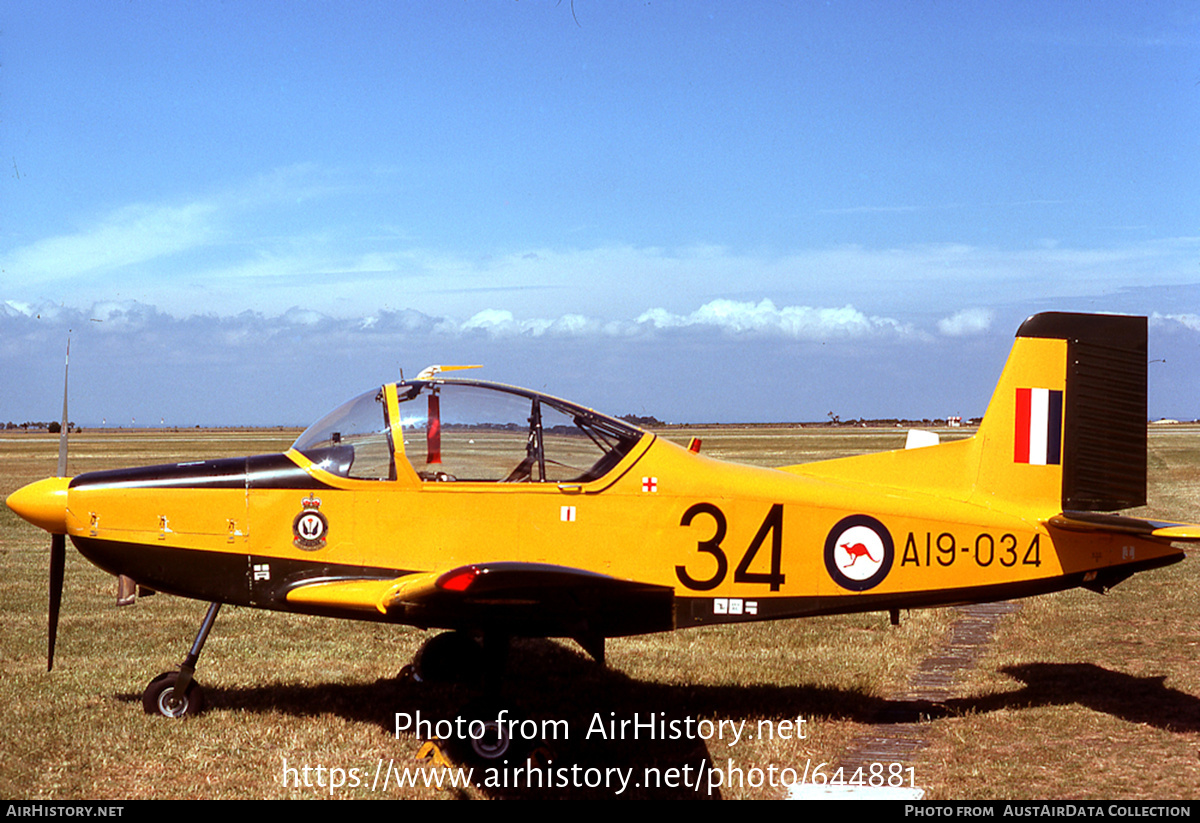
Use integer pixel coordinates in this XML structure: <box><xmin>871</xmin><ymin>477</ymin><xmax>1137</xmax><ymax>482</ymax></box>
<box><xmin>50</xmin><ymin>335</ymin><xmax>70</xmax><ymax>670</ymax></box>
<box><xmin>48</xmin><ymin>534</ymin><xmax>65</xmax><ymax>671</ymax></box>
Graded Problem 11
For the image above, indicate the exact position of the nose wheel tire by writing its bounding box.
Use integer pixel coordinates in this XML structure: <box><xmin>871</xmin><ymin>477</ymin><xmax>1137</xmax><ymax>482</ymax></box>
<box><xmin>469</xmin><ymin>717</ymin><xmax>514</xmax><ymax>761</ymax></box>
<box><xmin>142</xmin><ymin>671</ymin><xmax>205</xmax><ymax>718</ymax></box>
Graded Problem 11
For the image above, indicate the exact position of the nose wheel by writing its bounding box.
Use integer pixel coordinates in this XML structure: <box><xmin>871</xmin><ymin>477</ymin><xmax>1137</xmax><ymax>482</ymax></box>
<box><xmin>446</xmin><ymin>699</ymin><xmax>530</xmax><ymax>766</ymax></box>
<box><xmin>142</xmin><ymin>601</ymin><xmax>221</xmax><ymax>718</ymax></box>
<box><xmin>142</xmin><ymin>671</ymin><xmax>205</xmax><ymax>717</ymax></box>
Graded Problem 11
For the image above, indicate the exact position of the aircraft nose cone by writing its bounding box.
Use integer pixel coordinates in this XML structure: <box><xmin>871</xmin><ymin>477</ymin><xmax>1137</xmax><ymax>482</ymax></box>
<box><xmin>6</xmin><ymin>477</ymin><xmax>70</xmax><ymax>534</ymax></box>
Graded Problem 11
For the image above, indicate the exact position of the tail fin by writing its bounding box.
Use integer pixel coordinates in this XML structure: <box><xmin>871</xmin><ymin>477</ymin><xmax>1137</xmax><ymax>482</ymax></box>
<box><xmin>786</xmin><ymin>312</ymin><xmax>1147</xmax><ymax>514</ymax></box>
<box><xmin>975</xmin><ymin>312</ymin><xmax>1146</xmax><ymax>511</ymax></box>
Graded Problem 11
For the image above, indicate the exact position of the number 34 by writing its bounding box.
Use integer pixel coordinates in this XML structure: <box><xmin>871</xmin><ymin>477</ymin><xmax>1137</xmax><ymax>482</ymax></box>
<box><xmin>675</xmin><ymin>503</ymin><xmax>785</xmax><ymax>592</ymax></box>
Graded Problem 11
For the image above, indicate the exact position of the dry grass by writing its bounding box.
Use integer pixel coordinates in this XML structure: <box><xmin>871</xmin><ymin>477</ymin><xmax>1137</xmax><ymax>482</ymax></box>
<box><xmin>918</xmin><ymin>426</ymin><xmax>1200</xmax><ymax>800</ymax></box>
<box><xmin>1</xmin><ymin>425</ymin><xmax>1197</xmax><ymax>799</ymax></box>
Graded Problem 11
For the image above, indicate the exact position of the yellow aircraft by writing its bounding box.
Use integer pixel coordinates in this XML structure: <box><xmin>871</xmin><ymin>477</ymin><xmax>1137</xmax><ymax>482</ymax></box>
<box><xmin>8</xmin><ymin>312</ymin><xmax>1199</xmax><ymax>739</ymax></box>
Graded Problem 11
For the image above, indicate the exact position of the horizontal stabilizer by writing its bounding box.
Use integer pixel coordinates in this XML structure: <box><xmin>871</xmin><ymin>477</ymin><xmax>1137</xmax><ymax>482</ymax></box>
<box><xmin>1048</xmin><ymin>511</ymin><xmax>1200</xmax><ymax>542</ymax></box>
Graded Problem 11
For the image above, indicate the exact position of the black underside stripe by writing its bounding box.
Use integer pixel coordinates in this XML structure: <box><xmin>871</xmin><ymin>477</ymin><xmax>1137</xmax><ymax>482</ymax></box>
<box><xmin>676</xmin><ymin>552</ymin><xmax>1183</xmax><ymax>628</ymax></box>
<box><xmin>71</xmin><ymin>536</ymin><xmax>414</xmax><ymax>621</ymax></box>
<box><xmin>74</xmin><ymin>537</ymin><xmax>1182</xmax><ymax>637</ymax></box>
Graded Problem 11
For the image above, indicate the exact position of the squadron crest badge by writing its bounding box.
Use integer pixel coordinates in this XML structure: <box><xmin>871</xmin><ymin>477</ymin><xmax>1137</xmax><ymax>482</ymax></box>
<box><xmin>292</xmin><ymin>494</ymin><xmax>329</xmax><ymax>550</ymax></box>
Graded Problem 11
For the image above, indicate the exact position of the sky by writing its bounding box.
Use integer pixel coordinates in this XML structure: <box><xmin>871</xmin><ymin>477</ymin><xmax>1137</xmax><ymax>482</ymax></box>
<box><xmin>3</xmin><ymin>2</ymin><xmax>1199</xmax><ymax>427</ymax></box>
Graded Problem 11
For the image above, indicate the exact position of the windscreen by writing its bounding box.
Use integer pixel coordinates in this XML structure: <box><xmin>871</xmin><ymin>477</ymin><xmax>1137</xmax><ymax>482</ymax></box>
<box><xmin>292</xmin><ymin>388</ymin><xmax>395</xmax><ymax>480</ymax></box>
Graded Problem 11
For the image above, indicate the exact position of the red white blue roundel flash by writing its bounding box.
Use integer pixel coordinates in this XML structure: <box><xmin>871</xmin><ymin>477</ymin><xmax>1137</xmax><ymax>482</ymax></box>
<box><xmin>824</xmin><ymin>514</ymin><xmax>894</xmax><ymax>591</ymax></box>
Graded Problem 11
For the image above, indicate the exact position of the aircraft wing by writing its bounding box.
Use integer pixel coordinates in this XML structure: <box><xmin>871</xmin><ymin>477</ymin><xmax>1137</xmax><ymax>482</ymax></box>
<box><xmin>1047</xmin><ymin>511</ymin><xmax>1200</xmax><ymax>542</ymax></box>
<box><xmin>286</xmin><ymin>562</ymin><xmax>677</xmax><ymax>638</ymax></box>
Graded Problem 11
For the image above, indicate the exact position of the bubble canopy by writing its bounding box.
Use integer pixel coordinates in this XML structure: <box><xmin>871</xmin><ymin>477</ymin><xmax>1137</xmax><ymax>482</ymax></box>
<box><xmin>292</xmin><ymin>380</ymin><xmax>645</xmax><ymax>483</ymax></box>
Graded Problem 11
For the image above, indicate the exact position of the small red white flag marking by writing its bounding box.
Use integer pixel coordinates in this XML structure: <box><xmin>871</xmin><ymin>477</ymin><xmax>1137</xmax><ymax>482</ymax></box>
<box><xmin>642</xmin><ymin>476</ymin><xmax>658</xmax><ymax>493</ymax></box>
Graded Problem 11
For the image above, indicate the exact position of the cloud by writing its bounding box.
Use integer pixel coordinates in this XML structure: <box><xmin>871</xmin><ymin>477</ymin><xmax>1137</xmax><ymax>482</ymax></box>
<box><xmin>1151</xmin><ymin>312</ymin><xmax>1200</xmax><ymax>333</ymax></box>
<box><xmin>281</xmin><ymin>307</ymin><xmax>330</xmax><ymax>327</ymax></box>
<box><xmin>5</xmin><ymin>201</ymin><xmax>221</xmax><ymax>282</ymax></box>
<box><xmin>937</xmin><ymin>308</ymin><xmax>994</xmax><ymax>336</ymax></box>
<box><xmin>0</xmin><ymin>165</ymin><xmax>356</xmax><ymax>297</ymax></box>
<box><xmin>7</xmin><ymin>297</ymin><xmax>1200</xmax><ymax>427</ymax></box>
<box><xmin>635</xmin><ymin>299</ymin><xmax>911</xmax><ymax>340</ymax></box>
<box><xmin>86</xmin><ymin>300</ymin><xmax>168</xmax><ymax>331</ymax></box>
<box><xmin>2</xmin><ymin>301</ymin><xmax>32</xmax><ymax>316</ymax></box>
<box><xmin>413</xmin><ymin>299</ymin><xmax>914</xmax><ymax>342</ymax></box>
<box><xmin>6</xmin><ymin>174</ymin><xmax>1200</xmax><ymax>395</ymax></box>
<box><xmin>0</xmin><ymin>296</ymin><xmax>914</xmax><ymax>354</ymax></box>
<box><xmin>8</xmin><ymin>171</ymin><xmax>1200</xmax><ymax>330</ymax></box>
<box><xmin>461</xmin><ymin>309</ymin><xmax>553</xmax><ymax>336</ymax></box>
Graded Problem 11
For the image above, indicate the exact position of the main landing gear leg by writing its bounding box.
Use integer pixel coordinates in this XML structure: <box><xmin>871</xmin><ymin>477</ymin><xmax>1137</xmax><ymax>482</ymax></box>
<box><xmin>402</xmin><ymin>634</ymin><xmax>545</xmax><ymax>767</ymax></box>
<box><xmin>479</xmin><ymin>633</ymin><xmax>509</xmax><ymax>695</ymax></box>
<box><xmin>142</xmin><ymin>601</ymin><xmax>222</xmax><ymax>718</ymax></box>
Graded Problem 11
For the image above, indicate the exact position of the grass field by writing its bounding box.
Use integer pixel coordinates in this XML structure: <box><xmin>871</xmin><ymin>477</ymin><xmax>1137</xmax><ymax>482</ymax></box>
<box><xmin>1</xmin><ymin>425</ymin><xmax>1197</xmax><ymax>799</ymax></box>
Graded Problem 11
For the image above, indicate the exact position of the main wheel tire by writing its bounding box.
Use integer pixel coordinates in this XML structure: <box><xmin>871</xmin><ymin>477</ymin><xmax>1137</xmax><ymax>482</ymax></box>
<box><xmin>142</xmin><ymin>671</ymin><xmax>205</xmax><ymax>718</ymax></box>
<box><xmin>413</xmin><ymin>631</ymin><xmax>484</xmax><ymax>684</ymax></box>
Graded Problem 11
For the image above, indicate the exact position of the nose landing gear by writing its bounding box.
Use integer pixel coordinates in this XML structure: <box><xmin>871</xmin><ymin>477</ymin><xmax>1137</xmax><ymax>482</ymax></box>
<box><xmin>142</xmin><ymin>601</ymin><xmax>221</xmax><ymax>718</ymax></box>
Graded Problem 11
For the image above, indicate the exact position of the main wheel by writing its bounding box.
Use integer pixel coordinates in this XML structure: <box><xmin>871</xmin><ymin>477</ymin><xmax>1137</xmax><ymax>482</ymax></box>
<box><xmin>142</xmin><ymin>671</ymin><xmax>205</xmax><ymax>718</ymax></box>
<box><xmin>413</xmin><ymin>631</ymin><xmax>484</xmax><ymax>684</ymax></box>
